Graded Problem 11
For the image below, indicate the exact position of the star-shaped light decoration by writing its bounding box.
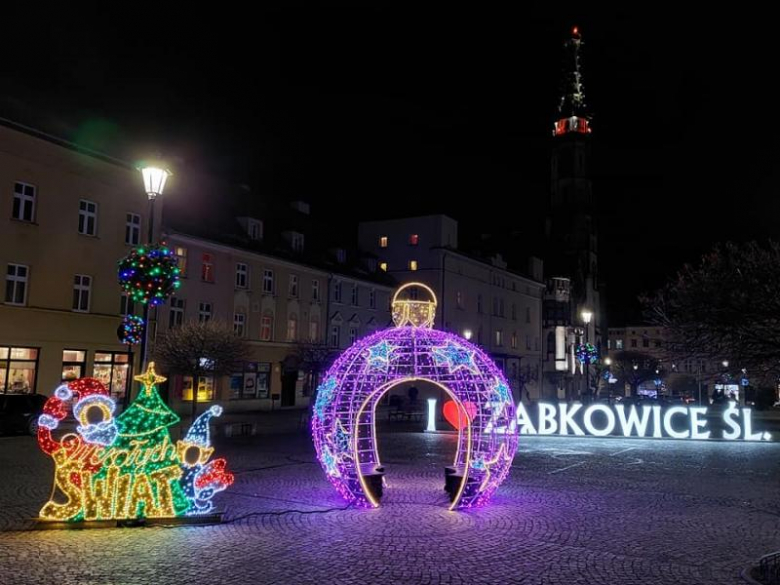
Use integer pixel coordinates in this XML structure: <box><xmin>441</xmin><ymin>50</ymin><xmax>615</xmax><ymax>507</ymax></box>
<box><xmin>328</xmin><ymin>420</ymin><xmax>351</xmax><ymax>455</ymax></box>
<box><xmin>320</xmin><ymin>445</ymin><xmax>341</xmax><ymax>478</ymax></box>
<box><xmin>432</xmin><ymin>341</ymin><xmax>480</xmax><ymax>374</ymax></box>
<box><xmin>492</xmin><ymin>378</ymin><xmax>512</xmax><ymax>405</ymax></box>
<box><xmin>134</xmin><ymin>361</ymin><xmax>167</xmax><ymax>395</ymax></box>
<box><xmin>365</xmin><ymin>340</ymin><xmax>398</xmax><ymax>372</ymax></box>
<box><xmin>470</xmin><ymin>443</ymin><xmax>510</xmax><ymax>492</ymax></box>
<box><xmin>314</xmin><ymin>377</ymin><xmax>338</xmax><ymax>421</ymax></box>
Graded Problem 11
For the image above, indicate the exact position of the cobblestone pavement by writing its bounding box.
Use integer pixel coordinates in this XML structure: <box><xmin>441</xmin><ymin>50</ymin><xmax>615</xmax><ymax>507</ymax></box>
<box><xmin>1</xmin><ymin>428</ymin><xmax>778</xmax><ymax>584</ymax></box>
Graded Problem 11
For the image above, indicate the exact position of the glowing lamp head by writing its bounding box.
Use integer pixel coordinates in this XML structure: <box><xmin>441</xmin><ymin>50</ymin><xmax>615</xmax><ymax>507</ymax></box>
<box><xmin>581</xmin><ymin>309</ymin><xmax>593</xmax><ymax>325</ymax></box>
<box><xmin>463</xmin><ymin>328</ymin><xmax>473</xmax><ymax>340</ymax></box>
<box><xmin>140</xmin><ymin>165</ymin><xmax>171</xmax><ymax>201</ymax></box>
<box><xmin>572</xmin><ymin>26</ymin><xmax>579</xmax><ymax>36</ymax></box>
<box><xmin>604</xmin><ymin>357</ymin><xmax>612</xmax><ymax>366</ymax></box>
<box><xmin>391</xmin><ymin>282</ymin><xmax>437</xmax><ymax>328</ymax></box>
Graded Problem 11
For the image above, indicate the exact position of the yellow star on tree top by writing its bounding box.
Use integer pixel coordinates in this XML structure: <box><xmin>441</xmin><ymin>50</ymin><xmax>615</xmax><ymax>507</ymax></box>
<box><xmin>134</xmin><ymin>361</ymin><xmax>167</xmax><ymax>394</ymax></box>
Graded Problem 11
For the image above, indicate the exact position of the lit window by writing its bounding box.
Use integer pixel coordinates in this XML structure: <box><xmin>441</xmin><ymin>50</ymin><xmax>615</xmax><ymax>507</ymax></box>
<box><xmin>511</xmin><ymin>333</ymin><xmax>518</xmax><ymax>349</ymax></box>
<box><xmin>261</xmin><ymin>314</ymin><xmax>274</xmax><ymax>341</ymax></box>
<box><xmin>380</xmin><ymin>262</ymin><xmax>388</xmax><ymax>272</ymax></box>
<box><xmin>379</xmin><ymin>236</ymin><xmax>388</xmax><ymax>248</ymax></box>
<box><xmin>409</xmin><ymin>260</ymin><xmax>418</xmax><ymax>271</ymax></box>
<box><xmin>235</xmin><ymin>263</ymin><xmax>248</xmax><ymax>289</ymax></box>
<box><xmin>198</xmin><ymin>301</ymin><xmax>212</xmax><ymax>322</ymax></box>
<box><xmin>12</xmin><ymin>182</ymin><xmax>36</xmax><ymax>222</ymax></box>
<box><xmin>62</xmin><ymin>349</ymin><xmax>86</xmax><ymax>380</ymax></box>
<box><xmin>5</xmin><ymin>264</ymin><xmax>28</xmax><ymax>305</ymax></box>
<box><xmin>291</xmin><ymin>232</ymin><xmax>304</xmax><ymax>252</ymax></box>
<box><xmin>616</xmin><ymin>339</ymin><xmax>624</xmax><ymax>349</ymax></box>
<box><xmin>182</xmin><ymin>375</ymin><xmax>214</xmax><ymax>402</ymax></box>
<box><xmin>495</xmin><ymin>330</ymin><xmax>503</xmax><ymax>346</ymax></box>
<box><xmin>409</xmin><ymin>234</ymin><xmax>419</xmax><ymax>245</ymax></box>
<box><xmin>286</xmin><ymin>314</ymin><xmax>298</xmax><ymax>342</ymax></box>
<box><xmin>201</xmin><ymin>254</ymin><xmax>214</xmax><ymax>283</ymax></box>
<box><xmin>78</xmin><ymin>200</ymin><xmax>98</xmax><ymax>236</ymax></box>
<box><xmin>309</xmin><ymin>319</ymin><xmax>319</xmax><ymax>342</ymax></box>
<box><xmin>72</xmin><ymin>275</ymin><xmax>91</xmax><ymax>312</ymax></box>
<box><xmin>175</xmin><ymin>247</ymin><xmax>187</xmax><ymax>276</ymax></box>
<box><xmin>233</xmin><ymin>312</ymin><xmax>246</xmax><ymax>337</ymax></box>
<box><xmin>125</xmin><ymin>213</ymin><xmax>141</xmax><ymax>245</ymax></box>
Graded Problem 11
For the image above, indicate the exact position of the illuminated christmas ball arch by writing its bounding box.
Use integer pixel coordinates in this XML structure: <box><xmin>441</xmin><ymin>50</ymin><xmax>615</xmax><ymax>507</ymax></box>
<box><xmin>312</xmin><ymin>283</ymin><xmax>518</xmax><ymax>510</ymax></box>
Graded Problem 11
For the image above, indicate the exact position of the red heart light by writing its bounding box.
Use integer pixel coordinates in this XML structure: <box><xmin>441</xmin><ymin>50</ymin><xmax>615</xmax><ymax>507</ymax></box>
<box><xmin>443</xmin><ymin>400</ymin><xmax>477</xmax><ymax>430</ymax></box>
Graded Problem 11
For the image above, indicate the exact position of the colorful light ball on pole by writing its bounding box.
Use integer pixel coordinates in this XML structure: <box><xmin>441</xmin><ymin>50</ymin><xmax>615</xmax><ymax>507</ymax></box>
<box><xmin>117</xmin><ymin>244</ymin><xmax>181</xmax><ymax>306</ymax></box>
<box><xmin>575</xmin><ymin>342</ymin><xmax>599</xmax><ymax>365</ymax></box>
<box><xmin>118</xmin><ymin>314</ymin><xmax>145</xmax><ymax>345</ymax></box>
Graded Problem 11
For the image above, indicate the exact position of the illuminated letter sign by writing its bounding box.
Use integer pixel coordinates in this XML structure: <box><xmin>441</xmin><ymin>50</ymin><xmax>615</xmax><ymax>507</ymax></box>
<box><xmin>37</xmin><ymin>364</ymin><xmax>234</xmax><ymax>523</ymax></box>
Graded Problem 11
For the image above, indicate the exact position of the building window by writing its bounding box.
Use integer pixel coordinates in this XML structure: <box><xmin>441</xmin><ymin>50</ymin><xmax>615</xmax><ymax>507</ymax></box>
<box><xmin>12</xmin><ymin>182</ymin><xmax>36</xmax><ymax>222</ymax></box>
<box><xmin>631</xmin><ymin>339</ymin><xmax>637</xmax><ymax>348</ymax></box>
<box><xmin>248</xmin><ymin>219</ymin><xmax>263</xmax><ymax>241</ymax></box>
<box><xmin>525</xmin><ymin>306</ymin><xmax>531</xmax><ymax>324</ymax></box>
<box><xmin>334</xmin><ymin>281</ymin><xmax>342</xmax><ymax>303</ymax></box>
<box><xmin>78</xmin><ymin>200</ymin><xmax>98</xmax><ymax>236</ymax></box>
<box><xmin>351</xmin><ymin>285</ymin><xmax>359</xmax><ymax>306</ymax></box>
<box><xmin>235</xmin><ymin>263</ymin><xmax>248</xmax><ymax>289</ymax></box>
<box><xmin>201</xmin><ymin>253</ymin><xmax>214</xmax><ymax>283</ymax></box>
<box><xmin>230</xmin><ymin>362</ymin><xmax>271</xmax><ymax>400</ymax></box>
<box><xmin>512</xmin><ymin>304</ymin><xmax>517</xmax><ymax>320</ymax></box>
<box><xmin>72</xmin><ymin>275</ymin><xmax>91</xmax><ymax>312</ymax></box>
<box><xmin>331</xmin><ymin>325</ymin><xmax>341</xmax><ymax>347</ymax></box>
<box><xmin>309</xmin><ymin>319</ymin><xmax>320</xmax><ymax>342</ymax></box>
<box><xmin>263</xmin><ymin>269</ymin><xmax>274</xmax><ymax>294</ymax></box>
<box><xmin>492</xmin><ymin>297</ymin><xmax>499</xmax><ymax>316</ymax></box>
<box><xmin>511</xmin><ymin>333</ymin><xmax>518</xmax><ymax>349</ymax></box>
<box><xmin>499</xmin><ymin>299</ymin><xmax>505</xmax><ymax>317</ymax></box>
<box><xmin>409</xmin><ymin>234</ymin><xmax>419</xmax><ymax>245</ymax></box>
<box><xmin>260</xmin><ymin>314</ymin><xmax>274</xmax><ymax>341</ymax></box>
<box><xmin>0</xmin><ymin>347</ymin><xmax>39</xmax><ymax>393</ymax></box>
<box><xmin>369</xmin><ymin>288</ymin><xmax>376</xmax><ymax>309</ymax></box>
<box><xmin>233</xmin><ymin>312</ymin><xmax>246</xmax><ymax>337</ymax></box>
<box><xmin>379</xmin><ymin>236</ymin><xmax>388</xmax><ymax>248</ymax></box>
<box><xmin>477</xmin><ymin>294</ymin><xmax>483</xmax><ymax>313</ymax></box>
<box><xmin>286</xmin><ymin>314</ymin><xmax>298</xmax><ymax>342</ymax></box>
<box><xmin>336</xmin><ymin>249</ymin><xmax>347</xmax><ymax>263</ymax></box>
<box><xmin>495</xmin><ymin>330</ymin><xmax>503</xmax><ymax>346</ymax></box>
<box><xmin>291</xmin><ymin>232</ymin><xmax>305</xmax><ymax>252</ymax></box>
<box><xmin>5</xmin><ymin>264</ymin><xmax>28</xmax><ymax>305</ymax></box>
<box><xmin>198</xmin><ymin>302</ymin><xmax>212</xmax><ymax>322</ymax></box>
<box><xmin>380</xmin><ymin>262</ymin><xmax>388</xmax><ymax>272</ymax></box>
<box><xmin>62</xmin><ymin>349</ymin><xmax>86</xmax><ymax>380</ymax></box>
<box><xmin>312</xmin><ymin>279</ymin><xmax>320</xmax><ymax>301</ymax></box>
<box><xmin>125</xmin><ymin>213</ymin><xmax>141</xmax><ymax>245</ymax></box>
<box><xmin>655</xmin><ymin>340</ymin><xmax>662</xmax><ymax>348</ymax></box>
<box><xmin>349</xmin><ymin>328</ymin><xmax>358</xmax><ymax>344</ymax></box>
<box><xmin>409</xmin><ymin>260</ymin><xmax>418</xmax><ymax>271</ymax></box>
<box><xmin>175</xmin><ymin>246</ymin><xmax>187</xmax><ymax>276</ymax></box>
<box><xmin>616</xmin><ymin>339</ymin><xmax>624</xmax><ymax>350</ymax></box>
<box><xmin>642</xmin><ymin>338</ymin><xmax>649</xmax><ymax>348</ymax></box>
<box><xmin>93</xmin><ymin>351</ymin><xmax>131</xmax><ymax>399</ymax></box>
<box><xmin>289</xmin><ymin>274</ymin><xmax>298</xmax><ymax>297</ymax></box>
<box><xmin>169</xmin><ymin>297</ymin><xmax>185</xmax><ymax>327</ymax></box>
<box><xmin>181</xmin><ymin>375</ymin><xmax>214</xmax><ymax>402</ymax></box>
<box><xmin>526</xmin><ymin>335</ymin><xmax>532</xmax><ymax>350</ymax></box>
<box><xmin>120</xmin><ymin>293</ymin><xmax>134</xmax><ymax>316</ymax></box>
<box><xmin>455</xmin><ymin>291</ymin><xmax>463</xmax><ymax>309</ymax></box>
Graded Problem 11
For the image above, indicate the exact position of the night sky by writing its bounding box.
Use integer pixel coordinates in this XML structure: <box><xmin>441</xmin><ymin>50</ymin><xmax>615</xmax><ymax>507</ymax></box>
<box><xmin>3</xmin><ymin>5</ymin><xmax>778</xmax><ymax>323</ymax></box>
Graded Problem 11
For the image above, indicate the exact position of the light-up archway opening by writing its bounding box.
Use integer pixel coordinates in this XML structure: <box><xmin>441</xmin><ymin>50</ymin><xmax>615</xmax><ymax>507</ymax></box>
<box><xmin>311</xmin><ymin>283</ymin><xmax>519</xmax><ymax>510</ymax></box>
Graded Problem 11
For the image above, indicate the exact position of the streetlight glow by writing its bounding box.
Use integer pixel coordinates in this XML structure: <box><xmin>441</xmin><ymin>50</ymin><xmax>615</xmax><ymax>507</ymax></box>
<box><xmin>604</xmin><ymin>357</ymin><xmax>612</xmax><ymax>366</ymax></box>
<box><xmin>141</xmin><ymin>165</ymin><xmax>171</xmax><ymax>201</ymax></box>
<box><xmin>581</xmin><ymin>309</ymin><xmax>593</xmax><ymax>324</ymax></box>
<box><xmin>463</xmin><ymin>329</ymin><xmax>473</xmax><ymax>340</ymax></box>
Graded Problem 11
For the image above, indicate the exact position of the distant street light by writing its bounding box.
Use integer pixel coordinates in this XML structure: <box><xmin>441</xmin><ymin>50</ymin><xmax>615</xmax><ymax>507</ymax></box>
<box><xmin>604</xmin><ymin>357</ymin><xmax>612</xmax><ymax>366</ymax></box>
<box><xmin>581</xmin><ymin>309</ymin><xmax>593</xmax><ymax>400</ymax></box>
<box><xmin>581</xmin><ymin>309</ymin><xmax>593</xmax><ymax>324</ymax></box>
<box><xmin>463</xmin><ymin>329</ymin><xmax>473</xmax><ymax>341</ymax></box>
<box><xmin>722</xmin><ymin>360</ymin><xmax>729</xmax><ymax>368</ymax></box>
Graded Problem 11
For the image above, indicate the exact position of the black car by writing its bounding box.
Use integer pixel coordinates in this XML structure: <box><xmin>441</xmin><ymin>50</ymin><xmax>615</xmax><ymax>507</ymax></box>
<box><xmin>0</xmin><ymin>393</ymin><xmax>46</xmax><ymax>435</ymax></box>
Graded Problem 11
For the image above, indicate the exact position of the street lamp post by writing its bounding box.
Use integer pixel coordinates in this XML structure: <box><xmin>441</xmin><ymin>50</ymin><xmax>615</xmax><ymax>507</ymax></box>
<box><xmin>137</xmin><ymin>165</ymin><xmax>171</xmax><ymax>381</ymax></box>
<box><xmin>581</xmin><ymin>309</ymin><xmax>593</xmax><ymax>401</ymax></box>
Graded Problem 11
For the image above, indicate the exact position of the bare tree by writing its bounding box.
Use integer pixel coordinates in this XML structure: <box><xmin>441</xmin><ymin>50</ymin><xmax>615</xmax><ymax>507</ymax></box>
<box><xmin>641</xmin><ymin>241</ymin><xmax>780</xmax><ymax>385</ymax></box>
<box><xmin>294</xmin><ymin>341</ymin><xmax>336</xmax><ymax>399</ymax></box>
<box><xmin>152</xmin><ymin>320</ymin><xmax>252</xmax><ymax>421</ymax></box>
<box><xmin>610</xmin><ymin>351</ymin><xmax>663</xmax><ymax>396</ymax></box>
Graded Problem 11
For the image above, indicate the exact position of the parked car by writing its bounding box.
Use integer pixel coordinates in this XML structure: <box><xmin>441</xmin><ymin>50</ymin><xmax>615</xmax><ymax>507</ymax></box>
<box><xmin>0</xmin><ymin>393</ymin><xmax>46</xmax><ymax>436</ymax></box>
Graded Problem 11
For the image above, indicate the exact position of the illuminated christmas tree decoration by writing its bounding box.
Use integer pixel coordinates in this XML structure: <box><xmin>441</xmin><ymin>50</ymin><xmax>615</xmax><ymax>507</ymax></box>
<box><xmin>36</xmin><ymin>364</ymin><xmax>233</xmax><ymax>523</ymax></box>
<box><xmin>312</xmin><ymin>283</ymin><xmax>518</xmax><ymax>510</ymax></box>
<box><xmin>117</xmin><ymin>244</ymin><xmax>181</xmax><ymax>306</ymax></box>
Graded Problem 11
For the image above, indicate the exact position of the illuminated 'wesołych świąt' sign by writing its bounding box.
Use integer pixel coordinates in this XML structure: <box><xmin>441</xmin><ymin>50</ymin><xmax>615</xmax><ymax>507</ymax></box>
<box><xmin>469</xmin><ymin>402</ymin><xmax>771</xmax><ymax>441</ymax></box>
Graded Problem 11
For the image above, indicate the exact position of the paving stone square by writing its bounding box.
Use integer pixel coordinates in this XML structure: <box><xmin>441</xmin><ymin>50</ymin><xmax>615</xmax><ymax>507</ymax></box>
<box><xmin>1</xmin><ymin>428</ymin><xmax>778</xmax><ymax>584</ymax></box>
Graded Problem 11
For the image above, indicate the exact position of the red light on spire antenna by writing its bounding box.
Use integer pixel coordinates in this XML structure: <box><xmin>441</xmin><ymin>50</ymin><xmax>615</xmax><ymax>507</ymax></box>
<box><xmin>572</xmin><ymin>26</ymin><xmax>579</xmax><ymax>35</ymax></box>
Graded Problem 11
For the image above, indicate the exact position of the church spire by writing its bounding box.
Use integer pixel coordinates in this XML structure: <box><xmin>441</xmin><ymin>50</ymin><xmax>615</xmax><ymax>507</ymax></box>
<box><xmin>553</xmin><ymin>26</ymin><xmax>592</xmax><ymax>137</ymax></box>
